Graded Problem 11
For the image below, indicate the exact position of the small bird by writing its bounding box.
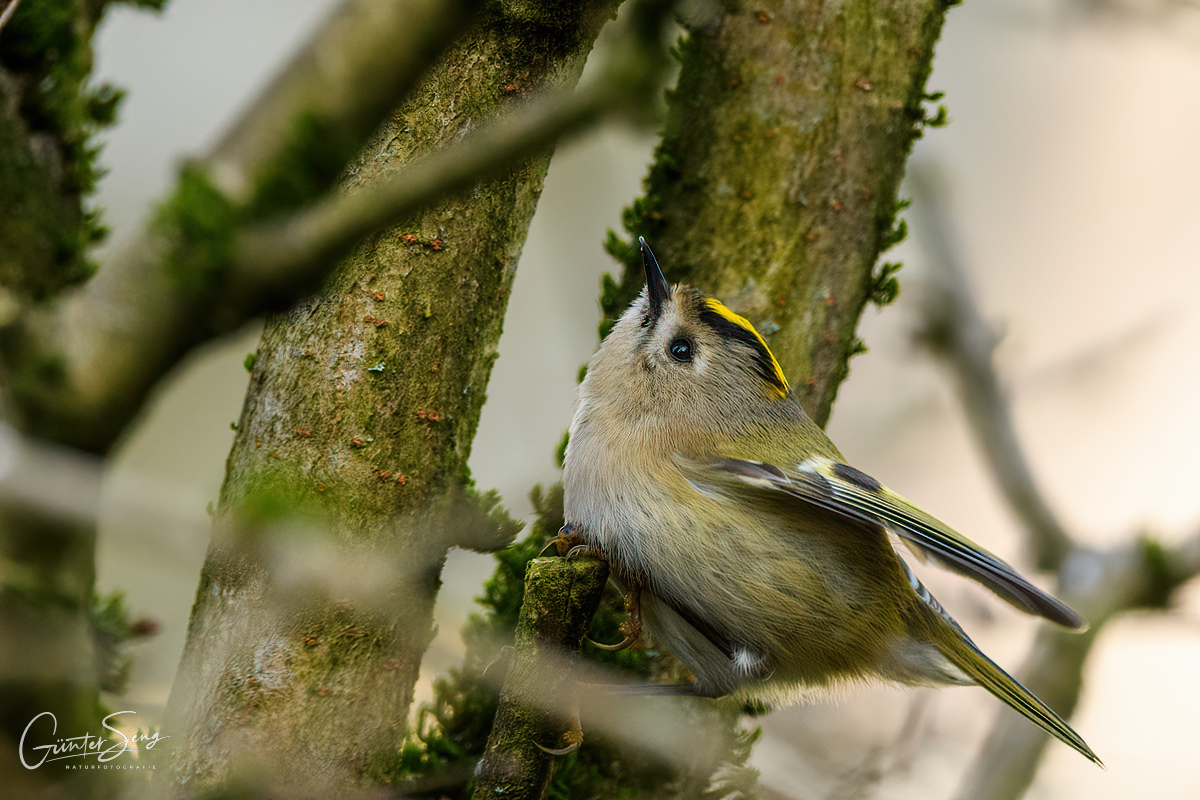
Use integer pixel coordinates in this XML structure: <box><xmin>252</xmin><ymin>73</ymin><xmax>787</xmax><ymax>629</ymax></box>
<box><xmin>561</xmin><ymin>238</ymin><xmax>1099</xmax><ymax>765</ymax></box>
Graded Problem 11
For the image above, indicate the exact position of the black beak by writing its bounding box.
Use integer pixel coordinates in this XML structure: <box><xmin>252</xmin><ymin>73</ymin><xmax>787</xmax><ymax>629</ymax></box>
<box><xmin>639</xmin><ymin>237</ymin><xmax>671</xmax><ymax>318</ymax></box>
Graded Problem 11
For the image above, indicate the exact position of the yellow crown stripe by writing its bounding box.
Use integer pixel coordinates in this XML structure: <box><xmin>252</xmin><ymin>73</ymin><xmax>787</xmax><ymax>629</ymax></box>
<box><xmin>703</xmin><ymin>298</ymin><xmax>790</xmax><ymax>397</ymax></box>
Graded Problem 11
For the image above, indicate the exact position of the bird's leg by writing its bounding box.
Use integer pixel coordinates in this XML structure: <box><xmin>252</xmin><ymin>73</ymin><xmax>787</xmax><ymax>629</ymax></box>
<box><xmin>588</xmin><ymin>585</ymin><xmax>643</xmax><ymax>652</ymax></box>
<box><xmin>535</xmin><ymin>692</ymin><xmax>584</xmax><ymax>756</ymax></box>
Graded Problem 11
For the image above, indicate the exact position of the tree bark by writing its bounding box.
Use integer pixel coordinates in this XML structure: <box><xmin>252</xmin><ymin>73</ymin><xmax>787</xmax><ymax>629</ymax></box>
<box><xmin>165</xmin><ymin>0</ymin><xmax>621</xmax><ymax>791</ymax></box>
<box><xmin>608</xmin><ymin>0</ymin><xmax>950</xmax><ymax>425</ymax></box>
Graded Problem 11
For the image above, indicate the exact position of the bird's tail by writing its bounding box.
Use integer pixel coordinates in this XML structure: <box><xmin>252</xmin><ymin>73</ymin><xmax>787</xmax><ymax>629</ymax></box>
<box><xmin>937</xmin><ymin>631</ymin><xmax>1102</xmax><ymax>766</ymax></box>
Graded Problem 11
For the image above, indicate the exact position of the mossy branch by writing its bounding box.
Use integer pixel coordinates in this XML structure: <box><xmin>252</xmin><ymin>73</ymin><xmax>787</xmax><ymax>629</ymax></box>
<box><xmin>471</xmin><ymin>556</ymin><xmax>609</xmax><ymax>800</ymax></box>
<box><xmin>604</xmin><ymin>0</ymin><xmax>953</xmax><ymax>427</ymax></box>
<box><xmin>0</xmin><ymin>0</ymin><xmax>481</xmax><ymax>453</ymax></box>
<box><xmin>0</xmin><ymin>0</ymin><xmax>164</xmax><ymax>299</ymax></box>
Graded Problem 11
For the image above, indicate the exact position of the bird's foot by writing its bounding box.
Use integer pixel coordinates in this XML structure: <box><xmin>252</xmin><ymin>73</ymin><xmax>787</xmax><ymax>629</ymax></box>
<box><xmin>588</xmin><ymin>586</ymin><xmax>642</xmax><ymax>652</ymax></box>
<box><xmin>536</xmin><ymin>704</ymin><xmax>584</xmax><ymax>756</ymax></box>
<box><xmin>538</xmin><ymin>524</ymin><xmax>592</xmax><ymax>558</ymax></box>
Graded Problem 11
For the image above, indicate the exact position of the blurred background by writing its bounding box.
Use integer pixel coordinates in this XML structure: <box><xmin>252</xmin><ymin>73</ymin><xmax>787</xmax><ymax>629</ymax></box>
<box><xmin>91</xmin><ymin>0</ymin><xmax>1200</xmax><ymax>796</ymax></box>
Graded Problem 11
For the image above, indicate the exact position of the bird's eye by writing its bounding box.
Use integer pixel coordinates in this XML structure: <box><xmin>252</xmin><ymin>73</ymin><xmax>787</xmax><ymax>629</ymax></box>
<box><xmin>668</xmin><ymin>337</ymin><xmax>694</xmax><ymax>362</ymax></box>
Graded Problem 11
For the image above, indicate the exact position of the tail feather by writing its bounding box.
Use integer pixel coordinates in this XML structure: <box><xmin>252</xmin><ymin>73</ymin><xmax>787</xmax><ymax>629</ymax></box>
<box><xmin>939</xmin><ymin>634</ymin><xmax>1103</xmax><ymax>767</ymax></box>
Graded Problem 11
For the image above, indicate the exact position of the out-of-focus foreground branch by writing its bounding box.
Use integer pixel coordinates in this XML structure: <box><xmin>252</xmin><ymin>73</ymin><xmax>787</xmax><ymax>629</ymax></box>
<box><xmin>909</xmin><ymin>169</ymin><xmax>1200</xmax><ymax>800</ymax></box>
<box><xmin>0</xmin><ymin>0</ymin><xmax>20</xmax><ymax>36</ymax></box>
<box><xmin>1</xmin><ymin>0</ymin><xmax>481</xmax><ymax>453</ymax></box>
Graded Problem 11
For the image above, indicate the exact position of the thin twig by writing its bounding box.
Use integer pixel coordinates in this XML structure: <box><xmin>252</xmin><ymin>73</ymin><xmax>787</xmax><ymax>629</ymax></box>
<box><xmin>0</xmin><ymin>0</ymin><xmax>20</xmax><ymax>36</ymax></box>
<box><xmin>908</xmin><ymin>167</ymin><xmax>1074</xmax><ymax>570</ymax></box>
<box><xmin>231</xmin><ymin>63</ymin><xmax>649</xmax><ymax>295</ymax></box>
<box><xmin>909</xmin><ymin>165</ymin><xmax>1200</xmax><ymax>800</ymax></box>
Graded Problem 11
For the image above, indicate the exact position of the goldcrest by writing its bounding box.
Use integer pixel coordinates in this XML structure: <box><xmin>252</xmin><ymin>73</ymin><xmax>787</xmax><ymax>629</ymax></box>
<box><xmin>561</xmin><ymin>238</ymin><xmax>1099</xmax><ymax>764</ymax></box>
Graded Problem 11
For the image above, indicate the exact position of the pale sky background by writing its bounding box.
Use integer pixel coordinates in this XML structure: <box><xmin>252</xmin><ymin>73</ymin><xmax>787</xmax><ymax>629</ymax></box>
<box><xmin>90</xmin><ymin>0</ymin><xmax>1200</xmax><ymax>797</ymax></box>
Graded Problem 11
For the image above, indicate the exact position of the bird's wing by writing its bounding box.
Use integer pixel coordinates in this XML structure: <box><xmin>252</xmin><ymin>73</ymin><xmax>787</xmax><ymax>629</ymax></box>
<box><xmin>677</xmin><ymin>454</ymin><xmax>1086</xmax><ymax>630</ymax></box>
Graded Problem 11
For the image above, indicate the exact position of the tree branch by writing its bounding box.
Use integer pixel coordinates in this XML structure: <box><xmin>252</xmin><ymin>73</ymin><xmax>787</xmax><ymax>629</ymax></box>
<box><xmin>471</xmin><ymin>557</ymin><xmax>609</xmax><ymax>799</ymax></box>
<box><xmin>908</xmin><ymin>166</ymin><xmax>1200</xmax><ymax>800</ymax></box>
<box><xmin>0</xmin><ymin>0</ymin><xmax>20</xmax><ymax>35</ymax></box>
<box><xmin>908</xmin><ymin>167</ymin><xmax>1074</xmax><ymax>570</ymax></box>
<box><xmin>1</xmin><ymin>0</ymin><xmax>480</xmax><ymax>453</ymax></box>
<box><xmin>231</xmin><ymin>31</ymin><xmax>660</xmax><ymax>297</ymax></box>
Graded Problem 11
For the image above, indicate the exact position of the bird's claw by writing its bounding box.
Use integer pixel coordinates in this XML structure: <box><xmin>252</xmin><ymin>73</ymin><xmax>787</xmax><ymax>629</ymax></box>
<box><xmin>587</xmin><ymin>586</ymin><xmax>643</xmax><ymax>652</ymax></box>
<box><xmin>535</xmin><ymin>739</ymin><xmax>582</xmax><ymax>756</ymax></box>
<box><xmin>587</xmin><ymin>630</ymin><xmax>639</xmax><ymax>652</ymax></box>
<box><xmin>536</xmin><ymin>702</ymin><xmax>584</xmax><ymax>756</ymax></box>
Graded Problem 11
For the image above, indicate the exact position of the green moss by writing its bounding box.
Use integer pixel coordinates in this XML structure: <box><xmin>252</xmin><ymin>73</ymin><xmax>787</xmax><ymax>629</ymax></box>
<box><xmin>1136</xmin><ymin>536</ymin><xmax>1177</xmax><ymax>609</ymax></box>
<box><xmin>870</xmin><ymin>261</ymin><xmax>903</xmax><ymax>307</ymax></box>
<box><xmin>879</xmin><ymin>198</ymin><xmax>911</xmax><ymax>252</ymax></box>
<box><xmin>555</xmin><ymin>430</ymin><xmax>570</xmax><ymax>468</ymax></box>
<box><xmin>153</xmin><ymin>165</ymin><xmax>239</xmax><ymax>294</ymax></box>
<box><xmin>243</xmin><ymin>351</ymin><xmax>258</xmax><ymax>372</ymax></box>
<box><xmin>233</xmin><ymin>465</ymin><xmax>342</xmax><ymax>535</ymax></box>
<box><xmin>246</xmin><ymin>111</ymin><xmax>363</xmax><ymax>219</ymax></box>
<box><xmin>449</xmin><ymin>486</ymin><xmax>524</xmax><ymax>554</ymax></box>
<box><xmin>0</xmin><ymin>0</ymin><xmax>167</xmax><ymax>294</ymax></box>
<box><xmin>596</xmin><ymin>266</ymin><xmax>624</xmax><ymax>339</ymax></box>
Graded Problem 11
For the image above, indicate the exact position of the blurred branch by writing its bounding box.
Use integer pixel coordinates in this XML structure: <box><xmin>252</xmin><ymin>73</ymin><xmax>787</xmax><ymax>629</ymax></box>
<box><xmin>232</xmin><ymin>26</ymin><xmax>662</xmax><ymax>293</ymax></box>
<box><xmin>908</xmin><ymin>168</ymin><xmax>1074</xmax><ymax>570</ymax></box>
<box><xmin>0</xmin><ymin>422</ymin><xmax>100</xmax><ymax>527</ymax></box>
<box><xmin>908</xmin><ymin>165</ymin><xmax>1200</xmax><ymax>800</ymax></box>
<box><xmin>952</xmin><ymin>536</ymin><xmax>1196</xmax><ymax>800</ymax></box>
<box><xmin>1</xmin><ymin>0</ymin><xmax>480</xmax><ymax>452</ymax></box>
<box><xmin>471</xmin><ymin>557</ymin><xmax>609</xmax><ymax>799</ymax></box>
<box><xmin>204</xmin><ymin>0</ymin><xmax>479</xmax><ymax>206</ymax></box>
<box><xmin>0</xmin><ymin>0</ymin><xmax>19</xmax><ymax>35</ymax></box>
